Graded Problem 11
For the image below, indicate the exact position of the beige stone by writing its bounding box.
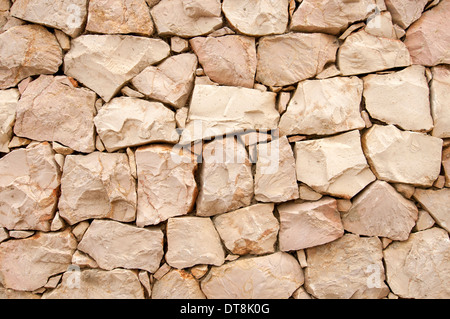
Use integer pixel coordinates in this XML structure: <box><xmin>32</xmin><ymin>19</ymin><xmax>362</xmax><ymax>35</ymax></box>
<box><xmin>384</xmin><ymin>227</ymin><xmax>450</xmax><ymax>299</ymax></box>
<box><xmin>298</xmin><ymin>184</ymin><xmax>323</xmax><ymax>201</ymax></box>
<box><xmin>279</xmin><ymin>76</ymin><xmax>365</xmax><ymax>136</ymax></box>
<box><xmin>0</xmin><ymin>89</ymin><xmax>19</xmax><ymax>153</ymax></box>
<box><xmin>9</xmin><ymin>230</ymin><xmax>34</xmax><ymax>239</ymax></box>
<box><xmin>71</xmin><ymin>250</ymin><xmax>98</xmax><ymax>268</ymax></box>
<box><xmin>58</xmin><ymin>152</ymin><xmax>137</xmax><ymax>225</ymax></box>
<box><xmin>0</xmin><ymin>286</ymin><xmax>40</xmax><ymax>299</ymax></box>
<box><xmin>64</xmin><ymin>35</ymin><xmax>170</xmax><ymax>102</ymax></box>
<box><xmin>434</xmin><ymin>175</ymin><xmax>446</xmax><ymax>189</ymax></box>
<box><xmin>190</xmin><ymin>265</ymin><xmax>209</xmax><ymax>279</ymax></box>
<box><xmin>0</xmin><ymin>143</ymin><xmax>60</xmax><ymax>231</ymax></box>
<box><xmin>54</xmin><ymin>29</ymin><xmax>70</xmax><ymax>52</ymax></box>
<box><xmin>0</xmin><ymin>227</ymin><xmax>8</xmax><ymax>243</ymax></box>
<box><xmin>293</xmin><ymin>286</ymin><xmax>312</xmax><ymax>299</ymax></box>
<box><xmin>8</xmin><ymin>136</ymin><xmax>31</xmax><ymax>149</ymax></box>
<box><xmin>414</xmin><ymin>210</ymin><xmax>435</xmax><ymax>232</ymax></box>
<box><xmin>341</xmin><ymin>181</ymin><xmax>418</xmax><ymax>241</ymax></box>
<box><xmin>153</xmin><ymin>263</ymin><xmax>171</xmax><ymax>281</ymax></box>
<box><xmin>365</xmin><ymin>11</ymin><xmax>396</xmax><ymax>39</ymax></box>
<box><xmin>121</xmin><ymin>86</ymin><xmax>144</xmax><ymax>98</ymax></box>
<box><xmin>0</xmin><ymin>230</ymin><xmax>76</xmax><ymax>291</ymax></box>
<box><xmin>152</xmin><ymin>269</ymin><xmax>206</xmax><ymax>299</ymax></box>
<box><xmin>277</xmin><ymin>92</ymin><xmax>291</xmax><ymax>114</ymax></box>
<box><xmin>338</xmin><ymin>30</ymin><xmax>411</xmax><ymax>76</ymax></box>
<box><xmin>190</xmin><ymin>35</ymin><xmax>256</xmax><ymax>88</ymax></box>
<box><xmin>305</xmin><ymin>234</ymin><xmax>389</xmax><ymax>299</ymax></box>
<box><xmin>443</xmin><ymin>147</ymin><xmax>450</xmax><ymax>187</ymax></box>
<box><xmin>295</xmin><ymin>130</ymin><xmax>376</xmax><ymax>199</ymax></box>
<box><xmin>0</xmin><ymin>25</ymin><xmax>62</xmax><ymax>89</ymax></box>
<box><xmin>393</xmin><ymin>183</ymin><xmax>415</xmax><ymax>199</ymax></box>
<box><xmin>135</xmin><ymin>145</ymin><xmax>197</xmax><ymax>227</ymax></box>
<box><xmin>171</xmin><ymin>36</ymin><xmax>189</xmax><ymax>53</ymax></box>
<box><xmin>94</xmin><ymin>97</ymin><xmax>179</xmax><ymax>152</ymax></box>
<box><xmin>14</xmin><ymin>75</ymin><xmax>97</xmax><ymax>153</ymax></box>
<box><xmin>430</xmin><ymin>65</ymin><xmax>450</xmax><ymax>138</ymax></box>
<box><xmin>151</xmin><ymin>0</ymin><xmax>222</xmax><ymax>37</ymax></box>
<box><xmin>209</xmin><ymin>26</ymin><xmax>235</xmax><ymax>37</ymax></box>
<box><xmin>362</xmin><ymin>125</ymin><xmax>443</xmax><ymax>187</ymax></box>
<box><xmin>296</xmin><ymin>250</ymin><xmax>307</xmax><ymax>268</ymax></box>
<box><xmin>256</xmin><ymin>32</ymin><xmax>338</xmax><ymax>87</ymax></box>
<box><xmin>86</xmin><ymin>0</ymin><xmax>153</xmax><ymax>35</ymax></box>
<box><xmin>213</xmin><ymin>203</ymin><xmax>279</xmax><ymax>255</ymax></box>
<box><xmin>131</xmin><ymin>53</ymin><xmax>197</xmax><ymax>109</ymax></box>
<box><xmin>413</xmin><ymin>188</ymin><xmax>450</xmax><ymax>233</ymax></box>
<box><xmin>222</xmin><ymin>0</ymin><xmax>289</xmax><ymax>36</ymax></box>
<box><xmin>385</xmin><ymin>0</ymin><xmax>428</xmax><ymax>29</ymax></box>
<box><xmin>138</xmin><ymin>270</ymin><xmax>152</xmax><ymax>297</ymax></box>
<box><xmin>201</xmin><ymin>252</ymin><xmax>304</xmax><ymax>299</ymax></box>
<box><xmin>278</xmin><ymin>197</ymin><xmax>344</xmax><ymax>251</ymax></box>
<box><xmin>336</xmin><ymin>199</ymin><xmax>352</xmax><ymax>212</ymax></box>
<box><xmin>71</xmin><ymin>221</ymin><xmax>90</xmax><ymax>241</ymax></box>
<box><xmin>175</xmin><ymin>107</ymin><xmax>188</xmax><ymax>129</ymax></box>
<box><xmin>166</xmin><ymin>217</ymin><xmax>225</xmax><ymax>269</ymax></box>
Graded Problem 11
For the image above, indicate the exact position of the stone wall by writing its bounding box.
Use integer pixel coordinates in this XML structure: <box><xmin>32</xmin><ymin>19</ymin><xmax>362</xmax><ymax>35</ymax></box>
<box><xmin>0</xmin><ymin>0</ymin><xmax>449</xmax><ymax>299</ymax></box>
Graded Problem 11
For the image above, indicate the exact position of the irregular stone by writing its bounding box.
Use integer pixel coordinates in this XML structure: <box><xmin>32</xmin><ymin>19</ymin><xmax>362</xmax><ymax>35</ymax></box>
<box><xmin>121</xmin><ymin>86</ymin><xmax>144</xmax><ymax>98</ymax></box>
<box><xmin>58</xmin><ymin>152</ymin><xmax>137</xmax><ymax>225</ymax></box>
<box><xmin>296</xmin><ymin>250</ymin><xmax>307</xmax><ymax>268</ymax></box>
<box><xmin>54</xmin><ymin>29</ymin><xmax>70</xmax><ymax>52</ymax></box>
<box><xmin>393</xmin><ymin>183</ymin><xmax>415</xmax><ymax>199</ymax></box>
<box><xmin>152</xmin><ymin>269</ymin><xmax>206</xmax><ymax>299</ymax></box>
<box><xmin>171</xmin><ymin>36</ymin><xmax>189</xmax><ymax>53</ymax></box>
<box><xmin>190</xmin><ymin>265</ymin><xmax>209</xmax><ymax>279</ymax></box>
<box><xmin>9</xmin><ymin>230</ymin><xmax>34</xmax><ymax>239</ymax></box>
<box><xmin>0</xmin><ymin>143</ymin><xmax>60</xmax><ymax>231</ymax></box>
<box><xmin>42</xmin><ymin>269</ymin><xmax>144</xmax><ymax>299</ymax></box>
<box><xmin>256</xmin><ymin>32</ymin><xmax>339</xmax><ymax>87</ymax></box>
<box><xmin>305</xmin><ymin>234</ymin><xmax>389</xmax><ymax>299</ymax></box>
<box><xmin>78</xmin><ymin>220</ymin><xmax>163</xmax><ymax>273</ymax></box>
<box><xmin>138</xmin><ymin>270</ymin><xmax>152</xmax><ymax>297</ymax></box>
<box><xmin>299</xmin><ymin>184</ymin><xmax>323</xmax><ymax>201</ymax></box>
<box><xmin>341</xmin><ymin>181</ymin><xmax>418</xmax><ymax>241</ymax></box>
<box><xmin>64</xmin><ymin>35</ymin><xmax>170</xmax><ymax>102</ymax></box>
<box><xmin>94</xmin><ymin>97</ymin><xmax>179</xmax><ymax>152</ymax></box>
<box><xmin>363</xmin><ymin>65</ymin><xmax>433</xmax><ymax>132</ymax></box>
<box><xmin>443</xmin><ymin>147</ymin><xmax>450</xmax><ymax>187</ymax></box>
<box><xmin>293</xmin><ymin>286</ymin><xmax>312</xmax><ymax>299</ymax></box>
<box><xmin>180</xmin><ymin>85</ymin><xmax>279</xmax><ymax>144</ymax></box>
<box><xmin>413</xmin><ymin>188</ymin><xmax>450</xmax><ymax>233</ymax></box>
<box><xmin>384</xmin><ymin>227</ymin><xmax>450</xmax><ymax>299</ymax></box>
<box><xmin>222</xmin><ymin>0</ymin><xmax>289</xmax><ymax>36</ymax></box>
<box><xmin>86</xmin><ymin>0</ymin><xmax>153</xmax><ymax>35</ymax></box>
<box><xmin>279</xmin><ymin>76</ymin><xmax>365</xmax><ymax>136</ymax></box>
<box><xmin>71</xmin><ymin>221</ymin><xmax>90</xmax><ymax>241</ymax></box>
<box><xmin>201</xmin><ymin>252</ymin><xmax>303</xmax><ymax>299</ymax></box>
<box><xmin>0</xmin><ymin>286</ymin><xmax>40</xmax><ymax>299</ymax></box>
<box><xmin>151</xmin><ymin>0</ymin><xmax>222</xmax><ymax>37</ymax></box>
<box><xmin>414</xmin><ymin>210</ymin><xmax>435</xmax><ymax>232</ymax></box>
<box><xmin>404</xmin><ymin>0</ymin><xmax>450</xmax><ymax>66</ymax></box>
<box><xmin>0</xmin><ymin>25</ymin><xmax>62</xmax><ymax>89</ymax></box>
<box><xmin>338</xmin><ymin>30</ymin><xmax>411</xmax><ymax>76</ymax></box>
<box><xmin>254</xmin><ymin>136</ymin><xmax>299</xmax><ymax>202</ymax></box>
<box><xmin>190</xmin><ymin>35</ymin><xmax>256</xmax><ymax>88</ymax></box>
<box><xmin>316</xmin><ymin>63</ymin><xmax>342</xmax><ymax>79</ymax></box>
<box><xmin>0</xmin><ymin>227</ymin><xmax>8</xmax><ymax>243</ymax></box>
<box><xmin>8</xmin><ymin>136</ymin><xmax>31</xmax><ymax>149</ymax></box>
<box><xmin>166</xmin><ymin>217</ymin><xmax>225</xmax><ymax>269</ymax></box>
<box><xmin>434</xmin><ymin>175</ymin><xmax>446</xmax><ymax>189</ymax></box>
<box><xmin>430</xmin><ymin>65</ymin><xmax>450</xmax><ymax>138</ymax></box>
<box><xmin>135</xmin><ymin>145</ymin><xmax>198</xmax><ymax>227</ymax></box>
<box><xmin>131</xmin><ymin>53</ymin><xmax>197</xmax><ymax>108</ymax></box>
<box><xmin>196</xmin><ymin>137</ymin><xmax>254</xmax><ymax>217</ymax></box>
<box><xmin>175</xmin><ymin>107</ymin><xmax>188</xmax><ymax>129</ymax></box>
<box><xmin>295</xmin><ymin>130</ymin><xmax>376</xmax><ymax>199</ymax></box>
<box><xmin>126</xmin><ymin>148</ymin><xmax>137</xmax><ymax>179</ymax></box>
<box><xmin>209</xmin><ymin>26</ymin><xmax>235</xmax><ymax>37</ymax></box>
<box><xmin>44</xmin><ymin>275</ymin><xmax>62</xmax><ymax>289</ymax></box>
<box><xmin>277</xmin><ymin>92</ymin><xmax>290</xmax><ymax>114</ymax></box>
<box><xmin>0</xmin><ymin>230</ymin><xmax>76</xmax><ymax>291</ymax></box>
<box><xmin>365</xmin><ymin>11</ymin><xmax>396</xmax><ymax>39</ymax></box>
<box><xmin>0</xmin><ymin>89</ymin><xmax>19</xmax><ymax>153</ymax></box>
<box><xmin>384</xmin><ymin>0</ymin><xmax>427</xmax><ymax>29</ymax></box>
<box><xmin>14</xmin><ymin>75</ymin><xmax>97</xmax><ymax>153</ymax></box>
<box><xmin>213</xmin><ymin>203</ymin><xmax>279</xmax><ymax>255</ymax></box>
<box><xmin>393</xmin><ymin>24</ymin><xmax>405</xmax><ymax>39</ymax></box>
<box><xmin>71</xmin><ymin>250</ymin><xmax>98</xmax><ymax>268</ymax></box>
<box><xmin>362</xmin><ymin>124</ymin><xmax>443</xmax><ymax>187</ymax></box>
<box><xmin>339</xmin><ymin>22</ymin><xmax>366</xmax><ymax>41</ymax></box>
<box><xmin>278</xmin><ymin>197</ymin><xmax>344</xmax><ymax>251</ymax></box>
<box><xmin>52</xmin><ymin>142</ymin><xmax>74</xmax><ymax>156</ymax></box>
<box><xmin>10</xmin><ymin>0</ymin><xmax>87</xmax><ymax>37</ymax></box>
<box><xmin>153</xmin><ymin>263</ymin><xmax>171</xmax><ymax>281</ymax></box>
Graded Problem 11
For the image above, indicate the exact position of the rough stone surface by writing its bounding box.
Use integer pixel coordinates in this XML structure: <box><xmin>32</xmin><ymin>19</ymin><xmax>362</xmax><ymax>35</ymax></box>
<box><xmin>414</xmin><ymin>210</ymin><xmax>435</xmax><ymax>232</ymax></box>
<box><xmin>0</xmin><ymin>88</ymin><xmax>19</xmax><ymax>153</ymax></box>
<box><xmin>152</xmin><ymin>269</ymin><xmax>206</xmax><ymax>299</ymax></box>
<box><xmin>430</xmin><ymin>65</ymin><xmax>450</xmax><ymax>138</ymax></box>
<box><xmin>413</xmin><ymin>188</ymin><xmax>450</xmax><ymax>233</ymax></box>
<box><xmin>444</xmin><ymin>147</ymin><xmax>450</xmax><ymax>187</ymax></box>
<box><xmin>385</xmin><ymin>0</ymin><xmax>428</xmax><ymax>29</ymax></box>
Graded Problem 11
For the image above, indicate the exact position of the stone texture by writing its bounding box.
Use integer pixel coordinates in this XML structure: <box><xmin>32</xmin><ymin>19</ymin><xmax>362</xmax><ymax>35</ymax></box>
<box><xmin>190</xmin><ymin>35</ymin><xmax>256</xmax><ymax>88</ymax></box>
<box><xmin>362</xmin><ymin>124</ymin><xmax>443</xmax><ymax>187</ymax></box>
<box><xmin>78</xmin><ymin>219</ymin><xmax>164</xmax><ymax>273</ymax></box>
<box><xmin>131</xmin><ymin>53</ymin><xmax>197</xmax><ymax>109</ymax></box>
<box><xmin>430</xmin><ymin>65</ymin><xmax>450</xmax><ymax>138</ymax></box>
<box><xmin>404</xmin><ymin>0</ymin><xmax>450</xmax><ymax>66</ymax></box>
<box><xmin>222</xmin><ymin>0</ymin><xmax>289</xmax><ymax>36</ymax></box>
<box><xmin>256</xmin><ymin>32</ymin><xmax>339</xmax><ymax>87</ymax></box>
<box><xmin>299</xmin><ymin>184</ymin><xmax>323</xmax><ymax>201</ymax></box>
<box><xmin>295</xmin><ymin>130</ymin><xmax>376</xmax><ymax>199</ymax></box>
<box><xmin>180</xmin><ymin>85</ymin><xmax>279</xmax><ymax>143</ymax></box>
<box><xmin>166</xmin><ymin>217</ymin><xmax>225</xmax><ymax>269</ymax></box>
<box><xmin>254</xmin><ymin>136</ymin><xmax>299</xmax><ymax>202</ymax></box>
<box><xmin>0</xmin><ymin>25</ymin><xmax>62</xmax><ymax>89</ymax></box>
<box><xmin>413</xmin><ymin>188</ymin><xmax>450</xmax><ymax>233</ymax></box>
<box><xmin>0</xmin><ymin>89</ymin><xmax>19</xmax><ymax>153</ymax></box>
<box><xmin>305</xmin><ymin>234</ymin><xmax>389</xmax><ymax>299</ymax></box>
<box><xmin>384</xmin><ymin>227</ymin><xmax>450</xmax><ymax>299</ymax></box>
<box><xmin>0</xmin><ymin>230</ymin><xmax>76</xmax><ymax>291</ymax></box>
<box><xmin>72</xmin><ymin>250</ymin><xmax>99</xmax><ymax>268</ymax></box>
<box><xmin>0</xmin><ymin>286</ymin><xmax>40</xmax><ymax>299</ymax></box>
<box><xmin>365</xmin><ymin>11</ymin><xmax>396</xmax><ymax>39</ymax></box>
<box><xmin>278</xmin><ymin>197</ymin><xmax>344</xmax><ymax>251</ymax></box>
<box><xmin>213</xmin><ymin>203</ymin><xmax>279</xmax><ymax>255</ymax></box>
<box><xmin>0</xmin><ymin>143</ymin><xmax>60</xmax><ymax>231</ymax></box>
<box><xmin>58</xmin><ymin>152</ymin><xmax>137</xmax><ymax>225</ymax></box>
<box><xmin>338</xmin><ymin>30</ymin><xmax>411</xmax><ymax>76</ymax></box>
<box><xmin>444</xmin><ymin>147</ymin><xmax>450</xmax><ymax>187</ymax></box>
<box><xmin>64</xmin><ymin>35</ymin><xmax>170</xmax><ymax>102</ymax></box>
<box><xmin>196</xmin><ymin>137</ymin><xmax>254</xmax><ymax>217</ymax></box>
<box><xmin>279</xmin><ymin>76</ymin><xmax>365</xmax><ymax>136</ymax></box>
<box><xmin>42</xmin><ymin>269</ymin><xmax>145</xmax><ymax>299</ymax></box>
<box><xmin>341</xmin><ymin>181</ymin><xmax>418</xmax><ymax>241</ymax></box>
<box><xmin>94</xmin><ymin>97</ymin><xmax>179</xmax><ymax>152</ymax></box>
<box><xmin>135</xmin><ymin>145</ymin><xmax>197</xmax><ymax>227</ymax></box>
<box><xmin>363</xmin><ymin>65</ymin><xmax>433</xmax><ymax>132</ymax></box>
<box><xmin>14</xmin><ymin>75</ymin><xmax>97</xmax><ymax>153</ymax></box>
<box><xmin>385</xmin><ymin>0</ymin><xmax>428</xmax><ymax>29</ymax></box>
<box><xmin>201</xmin><ymin>252</ymin><xmax>303</xmax><ymax>299</ymax></box>
<box><xmin>86</xmin><ymin>0</ymin><xmax>154</xmax><ymax>36</ymax></box>
<box><xmin>414</xmin><ymin>210</ymin><xmax>435</xmax><ymax>232</ymax></box>
<box><xmin>152</xmin><ymin>269</ymin><xmax>206</xmax><ymax>299</ymax></box>
<box><xmin>10</xmin><ymin>0</ymin><xmax>88</xmax><ymax>37</ymax></box>
<box><xmin>151</xmin><ymin>0</ymin><xmax>222</xmax><ymax>37</ymax></box>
